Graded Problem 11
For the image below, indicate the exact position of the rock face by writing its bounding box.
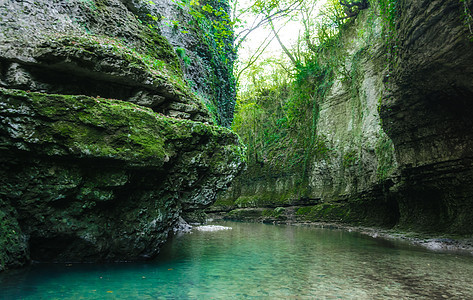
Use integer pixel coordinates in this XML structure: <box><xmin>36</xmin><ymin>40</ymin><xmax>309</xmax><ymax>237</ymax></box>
<box><xmin>0</xmin><ymin>0</ymin><xmax>215</xmax><ymax>123</ymax></box>
<box><xmin>212</xmin><ymin>0</ymin><xmax>473</xmax><ymax>234</ymax></box>
<box><xmin>211</xmin><ymin>9</ymin><xmax>399</xmax><ymax>226</ymax></box>
<box><xmin>123</xmin><ymin>0</ymin><xmax>236</xmax><ymax>126</ymax></box>
<box><xmin>0</xmin><ymin>0</ymin><xmax>244</xmax><ymax>271</ymax></box>
<box><xmin>380</xmin><ymin>0</ymin><xmax>473</xmax><ymax>233</ymax></box>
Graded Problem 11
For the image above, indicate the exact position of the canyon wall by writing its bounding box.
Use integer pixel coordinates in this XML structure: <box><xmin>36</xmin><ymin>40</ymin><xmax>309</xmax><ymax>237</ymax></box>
<box><xmin>380</xmin><ymin>0</ymin><xmax>473</xmax><ymax>233</ymax></box>
<box><xmin>212</xmin><ymin>0</ymin><xmax>473</xmax><ymax>234</ymax></box>
<box><xmin>0</xmin><ymin>0</ymin><xmax>243</xmax><ymax>271</ymax></box>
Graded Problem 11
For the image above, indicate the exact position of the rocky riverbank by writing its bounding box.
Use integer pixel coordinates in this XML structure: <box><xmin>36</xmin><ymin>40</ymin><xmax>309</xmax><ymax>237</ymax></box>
<box><xmin>207</xmin><ymin>212</ymin><xmax>473</xmax><ymax>256</ymax></box>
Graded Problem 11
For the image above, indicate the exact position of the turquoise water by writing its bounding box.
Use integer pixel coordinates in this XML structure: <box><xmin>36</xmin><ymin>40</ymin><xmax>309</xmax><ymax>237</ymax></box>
<box><xmin>1</xmin><ymin>221</ymin><xmax>473</xmax><ymax>299</ymax></box>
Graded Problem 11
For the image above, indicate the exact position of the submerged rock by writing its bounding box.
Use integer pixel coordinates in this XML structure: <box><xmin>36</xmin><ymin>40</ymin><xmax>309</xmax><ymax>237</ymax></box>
<box><xmin>194</xmin><ymin>225</ymin><xmax>232</xmax><ymax>232</ymax></box>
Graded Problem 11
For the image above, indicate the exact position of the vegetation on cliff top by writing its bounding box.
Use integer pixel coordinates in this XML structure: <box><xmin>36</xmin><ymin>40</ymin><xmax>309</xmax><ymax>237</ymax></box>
<box><xmin>141</xmin><ymin>0</ymin><xmax>237</xmax><ymax>126</ymax></box>
<box><xmin>232</xmin><ymin>0</ymin><xmax>372</xmax><ymax>185</ymax></box>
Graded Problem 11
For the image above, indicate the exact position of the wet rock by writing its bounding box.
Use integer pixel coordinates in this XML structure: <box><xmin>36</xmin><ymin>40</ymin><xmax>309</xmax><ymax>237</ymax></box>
<box><xmin>0</xmin><ymin>0</ymin><xmax>243</xmax><ymax>271</ymax></box>
<box><xmin>173</xmin><ymin>217</ymin><xmax>193</xmax><ymax>234</ymax></box>
<box><xmin>0</xmin><ymin>88</ymin><xmax>244</xmax><ymax>270</ymax></box>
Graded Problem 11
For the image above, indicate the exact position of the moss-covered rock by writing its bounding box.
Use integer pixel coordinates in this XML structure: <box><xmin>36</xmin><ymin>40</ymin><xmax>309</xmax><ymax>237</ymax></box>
<box><xmin>128</xmin><ymin>0</ymin><xmax>237</xmax><ymax>126</ymax></box>
<box><xmin>0</xmin><ymin>0</ymin><xmax>243</xmax><ymax>271</ymax></box>
<box><xmin>0</xmin><ymin>0</ymin><xmax>217</xmax><ymax>123</ymax></box>
<box><xmin>0</xmin><ymin>88</ymin><xmax>244</xmax><ymax>270</ymax></box>
<box><xmin>0</xmin><ymin>199</ymin><xmax>28</xmax><ymax>272</ymax></box>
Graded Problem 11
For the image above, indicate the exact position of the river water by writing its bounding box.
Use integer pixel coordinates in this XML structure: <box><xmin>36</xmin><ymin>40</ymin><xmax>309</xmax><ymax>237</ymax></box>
<box><xmin>1</xmin><ymin>221</ymin><xmax>472</xmax><ymax>299</ymax></box>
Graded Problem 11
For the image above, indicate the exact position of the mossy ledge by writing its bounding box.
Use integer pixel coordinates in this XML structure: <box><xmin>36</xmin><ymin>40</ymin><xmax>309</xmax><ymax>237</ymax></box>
<box><xmin>0</xmin><ymin>88</ymin><xmax>245</xmax><ymax>271</ymax></box>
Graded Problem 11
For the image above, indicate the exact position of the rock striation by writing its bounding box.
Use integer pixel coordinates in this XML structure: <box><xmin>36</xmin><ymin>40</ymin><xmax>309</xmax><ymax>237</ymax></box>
<box><xmin>0</xmin><ymin>0</ymin><xmax>244</xmax><ymax>271</ymax></box>
<box><xmin>211</xmin><ymin>7</ymin><xmax>399</xmax><ymax>226</ymax></box>
<box><xmin>380</xmin><ymin>0</ymin><xmax>473</xmax><ymax>233</ymax></box>
<box><xmin>212</xmin><ymin>0</ymin><xmax>473</xmax><ymax>235</ymax></box>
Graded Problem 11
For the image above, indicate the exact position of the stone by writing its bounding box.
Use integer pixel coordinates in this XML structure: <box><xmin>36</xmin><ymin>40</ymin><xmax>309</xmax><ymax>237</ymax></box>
<box><xmin>0</xmin><ymin>0</ymin><xmax>224</xmax><ymax>123</ymax></box>
<box><xmin>379</xmin><ymin>0</ymin><xmax>473</xmax><ymax>233</ymax></box>
<box><xmin>0</xmin><ymin>88</ymin><xmax>244</xmax><ymax>270</ymax></box>
<box><xmin>0</xmin><ymin>0</ymin><xmax>243</xmax><ymax>271</ymax></box>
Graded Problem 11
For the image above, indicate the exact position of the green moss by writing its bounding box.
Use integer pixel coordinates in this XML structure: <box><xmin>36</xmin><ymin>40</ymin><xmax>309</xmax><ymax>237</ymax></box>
<box><xmin>41</xmin><ymin>34</ymin><xmax>195</xmax><ymax>102</ymax></box>
<box><xmin>0</xmin><ymin>202</ymin><xmax>26</xmax><ymax>271</ymax></box>
<box><xmin>233</xmin><ymin>191</ymin><xmax>295</xmax><ymax>208</ymax></box>
<box><xmin>1</xmin><ymin>88</ymin><xmax>242</xmax><ymax>166</ymax></box>
<box><xmin>296</xmin><ymin>206</ymin><xmax>313</xmax><ymax>216</ymax></box>
<box><xmin>261</xmin><ymin>209</ymin><xmax>273</xmax><ymax>217</ymax></box>
<box><xmin>234</xmin><ymin>196</ymin><xmax>258</xmax><ymax>208</ymax></box>
<box><xmin>295</xmin><ymin>203</ymin><xmax>351</xmax><ymax>222</ymax></box>
<box><xmin>226</xmin><ymin>209</ymin><xmax>263</xmax><ymax>220</ymax></box>
<box><xmin>211</xmin><ymin>197</ymin><xmax>235</xmax><ymax>208</ymax></box>
<box><xmin>226</xmin><ymin>207</ymin><xmax>286</xmax><ymax>221</ymax></box>
<box><xmin>140</xmin><ymin>28</ymin><xmax>182</xmax><ymax>73</ymax></box>
<box><xmin>261</xmin><ymin>208</ymin><xmax>285</xmax><ymax>219</ymax></box>
<box><xmin>342</xmin><ymin>150</ymin><xmax>358</xmax><ymax>168</ymax></box>
<box><xmin>375</xmin><ymin>130</ymin><xmax>396</xmax><ymax>180</ymax></box>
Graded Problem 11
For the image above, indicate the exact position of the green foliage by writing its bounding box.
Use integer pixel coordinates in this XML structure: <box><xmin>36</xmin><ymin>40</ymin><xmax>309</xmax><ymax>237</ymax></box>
<box><xmin>374</xmin><ymin>0</ymin><xmax>399</xmax><ymax>73</ymax></box>
<box><xmin>459</xmin><ymin>0</ymin><xmax>473</xmax><ymax>41</ymax></box>
<box><xmin>233</xmin><ymin>0</ymin><xmax>368</xmax><ymax>189</ymax></box>
<box><xmin>140</xmin><ymin>0</ymin><xmax>236</xmax><ymax>127</ymax></box>
<box><xmin>232</xmin><ymin>52</ymin><xmax>332</xmax><ymax>188</ymax></box>
<box><xmin>186</xmin><ymin>0</ymin><xmax>236</xmax><ymax>126</ymax></box>
<box><xmin>175</xmin><ymin>47</ymin><xmax>191</xmax><ymax>66</ymax></box>
<box><xmin>177</xmin><ymin>0</ymin><xmax>235</xmax><ymax>53</ymax></box>
<box><xmin>342</xmin><ymin>150</ymin><xmax>358</xmax><ymax>168</ymax></box>
<box><xmin>185</xmin><ymin>0</ymin><xmax>237</xmax><ymax>127</ymax></box>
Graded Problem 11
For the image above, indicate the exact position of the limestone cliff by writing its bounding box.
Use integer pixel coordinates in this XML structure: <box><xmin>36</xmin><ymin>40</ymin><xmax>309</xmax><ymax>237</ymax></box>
<box><xmin>380</xmin><ymin>0</ymin><xmax>473</xmax><ymax>233</ymax></box>
<box><xmin>212</xmin><ymin>0</ymin><xmax>473</xmax><ymax>234</ymax></box>
<box><xmin>0</xmin><ymin>0</ymin><xmax>244</xmax><ymax>271</ymax></box>
<box><xmin>127</xmin><ymin>0</ymin><xmax>236</xmax><ymax>126</ymax></box>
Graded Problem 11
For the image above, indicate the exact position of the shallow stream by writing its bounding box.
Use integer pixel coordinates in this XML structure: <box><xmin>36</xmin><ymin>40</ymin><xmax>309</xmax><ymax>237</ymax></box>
<box><xmin>1</xmin><ymin>221</ymin><xmax>473</xmax><ymax>299</ymax></box>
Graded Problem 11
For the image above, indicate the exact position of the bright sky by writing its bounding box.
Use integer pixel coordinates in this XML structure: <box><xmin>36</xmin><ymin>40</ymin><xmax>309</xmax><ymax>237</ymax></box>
<box><xmin>235</xmin><ymin>0</ymin><xmax>327</xmax><ymax>61</ymax></box>
<box><xmin>234</xmin><ymin>0</ymin><xmax>327</xmax><ymax>87</ymax></box>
